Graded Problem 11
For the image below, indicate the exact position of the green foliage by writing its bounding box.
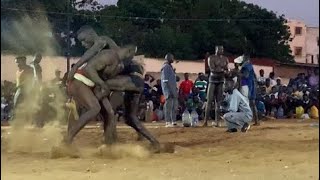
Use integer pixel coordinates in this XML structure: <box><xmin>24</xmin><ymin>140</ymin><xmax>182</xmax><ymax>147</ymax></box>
<box><xmin>1</xmin><ymin>0</ymin><xmax>293</xmax><ymax>62</ymax></box>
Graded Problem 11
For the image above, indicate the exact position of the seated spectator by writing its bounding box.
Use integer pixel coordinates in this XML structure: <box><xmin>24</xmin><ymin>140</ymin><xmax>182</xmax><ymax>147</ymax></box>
<box><xmin>194</xmin><ymin>73</ymin><xmax>207</xmax><ymax>101</ymax></box>
<box><xmin>186</xmin><ymin>87</ymin><xmax>204</xmax><ymax>119</ymax></box>
<box><xmin>153</xmin><ymin>79</ymin><xmax>163</xmax><ymax>97</ymax></box>
<box><xmin>301</xmin><ymin>94</ymin><xmax>312</xmax><ymax>113</ymax></box>
<box><xmin>269</xmin><ymin>86</ymin><xmax>278</xmax><ymax>98</ymax></box>
<box><xmin>257</xmin><ymin>69</ymin><xmax>266</xmax><ymax>86</ymax></box>
<box><xmin>293</xmin><ymin>85</ymin><xmax>304</xmax><ymax>99</ymax></box>
<box><xmin>256</xmin><ymin>99</ymin><xmax>266</xmax><ymax>120</ymax></box>
<box><xmin>264</xmin><ymin>78</ymin><xmax>272</xmax><ymax>95</ymax></box>
<box><xmin>273</xmin><ymin>77</ymin><xmax>282</xmax><ymax>92</ymax></box>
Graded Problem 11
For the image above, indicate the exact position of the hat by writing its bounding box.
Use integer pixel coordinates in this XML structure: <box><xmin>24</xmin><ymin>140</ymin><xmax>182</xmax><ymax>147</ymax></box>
<box><xmin>15</xmin><ymin>56</ymin><xmax>26</xmax><ymax>64</ymax></box>
<box><xmin>234</xmin><ymin>55</ymin><xmax>244</xmax><ymax>64</ymax></box>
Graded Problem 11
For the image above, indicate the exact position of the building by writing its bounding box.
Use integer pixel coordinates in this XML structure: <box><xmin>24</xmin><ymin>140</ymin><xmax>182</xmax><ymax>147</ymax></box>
<box><xmin>286</xmin><ymin>19</ymin><xmax>319</xmax><ymax>65</ymax></box>
<box><xmin>306</xmin><ymin>27</ymin><xmax>319</xmax><ymax>64</ymax></box>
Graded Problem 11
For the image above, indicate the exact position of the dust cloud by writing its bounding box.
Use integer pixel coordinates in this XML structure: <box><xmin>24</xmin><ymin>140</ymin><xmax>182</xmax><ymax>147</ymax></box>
<box><xmin>1</xmin><ymin>6</ymin><xmax>68</xmax><ymax>154</ymax></box>
<box><xmin>95</xmin><ymin>144</ymin><xmax>151</xmax><ymax>159</ymax></box>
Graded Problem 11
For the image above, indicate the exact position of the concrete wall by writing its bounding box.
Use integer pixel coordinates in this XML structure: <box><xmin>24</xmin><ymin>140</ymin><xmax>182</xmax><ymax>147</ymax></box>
<box><xmin>1</xmin><ymin>55</ymin><xmax>274</xmax><ymax>83</ymax></box>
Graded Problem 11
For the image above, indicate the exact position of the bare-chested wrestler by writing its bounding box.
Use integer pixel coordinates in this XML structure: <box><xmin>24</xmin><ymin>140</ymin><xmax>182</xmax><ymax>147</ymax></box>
<box><xmin>67</xmin><ymin>25</ymin><xmax>120</xmax><ymax>93</ymax></box>
<box><xmin>203</xmin><ymin>46</ymin><xmax>229</xmax><ymax>127</ymax></box>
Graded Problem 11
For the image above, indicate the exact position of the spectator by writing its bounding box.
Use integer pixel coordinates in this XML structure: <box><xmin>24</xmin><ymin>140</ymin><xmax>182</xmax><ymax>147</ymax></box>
<box><xmin>194</xmin><ymin>73</ymin><xmax>208</xmax><ymax>101</ymax></box>
<box><xmin>14</xmin><ymin>56</ymin><xmax>34</xmax><ymax>108</ymax></box>
<box><xmin>264</xmin><ymin>78</ymin><xmax>272</xmax><ymax>95</ymax></box>
<box><xmin>161</xmin><ymin>53</ymin><xmax>178</xmax><ymax>127</ymax></box>
<box><xmin>222</xmin><ymin>79</ymin><xmax>252</xmax><ymax>133</ymax></box>
<box><xmin>257</xmin><ymin>69</ymin><xmax>266</xmax><ymax>85</ymax></box>
<box><xmin>186</xmin><ymin>87</ymin><xmax>204</xmax><ymax>119</ymax></box>
<box><xmin>308</xmin><ymin>69</ymin><xmax>319</xmax><ymax>88</ymax></box>
<box><xmin>144</xmin><ymin>74</ymin><xmax>155</xmax><ymax>87</ymax></box>
<box><xmin>52</xmin><ymin>69</ymin><xmax>63</xmax><ymax>85</ymax></box>
<box><xmin>274</xmin><ymin>77</ymin><xmax>282</xmax><ymax>92</ymax></box>
<box><xmin>153</xmin><ymin>79</ymin><xmax>163</xmax><ymax>97</ymax></box>
<box><xmin>179</xmin><ymin>73</ymin><xmax>194</xmax><ymax>98</ymax></box>
<box><xmin>301</xmin><ymin>94</ymin><xmax>312</xmax><ymax>113</ymax></box>
<box><xmin>269</xmin><ymin>72</ymin><xmax>277</xmax><ymax>86</ymax></box>
<box><xmin>256</xmin><ymin>99</ymin><xmax>266</xmax><ymax>120</ymax></box>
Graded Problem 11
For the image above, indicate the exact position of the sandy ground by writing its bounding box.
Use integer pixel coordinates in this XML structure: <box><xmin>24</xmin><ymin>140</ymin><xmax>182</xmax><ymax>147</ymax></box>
<box><xmin>1</xmin><ymin>119</ymin><xmax>319</xmax><ymax>180</ymax></box>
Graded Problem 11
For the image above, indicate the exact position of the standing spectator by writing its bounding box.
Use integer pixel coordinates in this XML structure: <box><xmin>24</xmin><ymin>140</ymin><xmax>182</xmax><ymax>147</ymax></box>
<box><xmin>161</xmin><ymin>53</ymin><xmax>178</xmax><ymax>127</ymax></box>
<box><xmin>269</xmin><ymin>72</ymin><xmax>277</xmax><ymax>86</ymax></box>
<box><xmin>30</xmin><ymin>53</ymin><xmax>43</xmax><ymax>86</ymax></box>
<box><xmin>257</xmin><ymin>69</ymin><xmax>266</xmax><ymax>85</ymax></box>
<box><xmin>14</xmin><ymin>56</ymin><xmax>34</xmax><ymax>109</ymax></box>
<box><xmin>179</xmin><ymin>73</ymin><xmax>194</xmax><ymax>98</ymax></box>
<box><xmin>234</xmin><ymin>54</ymin><xmax>260</xmax><ymax>125</ymax></box>
<box><xmin>194</xmin><ymin>73</ymin><xmax>208</xmax><ymax>101</ymax></box>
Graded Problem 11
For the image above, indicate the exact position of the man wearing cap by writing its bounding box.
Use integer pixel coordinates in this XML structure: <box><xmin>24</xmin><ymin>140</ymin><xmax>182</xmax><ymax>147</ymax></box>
<box><xmin>161</xmin><ymin>53</ymin><xmax>178</xmax><ymax>127</ymax></box>
<box><xmin>233</xmin><ymin>54</ymin><xmax>260</xmax><ymax>125</ymax></box>
<box><xmin>13</xmin><ymin>56</ymin><xmax>34</xmax><ymax>109</ymax></box>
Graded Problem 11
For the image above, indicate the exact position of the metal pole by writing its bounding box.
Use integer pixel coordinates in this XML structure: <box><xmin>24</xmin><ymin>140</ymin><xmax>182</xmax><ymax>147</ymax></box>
<box><xmin>66</xmin><ymin>0</ymin><xmax>71</xmax><ymax>73</ymax></box>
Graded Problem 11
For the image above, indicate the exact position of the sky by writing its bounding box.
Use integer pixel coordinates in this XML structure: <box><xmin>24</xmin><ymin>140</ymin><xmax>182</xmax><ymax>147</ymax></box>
<box><xmin>99</xmin><ymin>0</ymin><xmax>319</xmax><ymax>27</ymax></box>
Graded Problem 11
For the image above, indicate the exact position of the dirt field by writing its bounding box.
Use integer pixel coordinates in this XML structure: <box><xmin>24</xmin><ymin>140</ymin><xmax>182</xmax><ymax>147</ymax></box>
<box><xmin>1</xmin><ymin>119</ymin><xmax>319</xmax><ymax>180</ymax></box>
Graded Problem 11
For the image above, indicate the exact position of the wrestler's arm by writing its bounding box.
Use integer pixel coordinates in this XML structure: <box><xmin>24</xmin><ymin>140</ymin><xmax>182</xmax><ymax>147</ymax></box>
<box><xmin>208</xmin><ymin>56</ymin><xmax>215</xmax><ymax>72</ymax></box>
<box><xmin>68</xmin><ymin>40</ymin><xmax>106</xmax><ymax>80</ymax></box>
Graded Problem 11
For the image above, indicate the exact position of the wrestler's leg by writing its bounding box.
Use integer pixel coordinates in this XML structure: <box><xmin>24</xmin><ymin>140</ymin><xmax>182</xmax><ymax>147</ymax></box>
<box><xmin>204</xmin><ymin>82</ymin><xmax>214</xmax><ymax>126</ymax></box>
<box><xmin>65</xmin><ymin>80</ymin><xmax>101</xmax><ymax>144</ymax></box>
<box><xmin>215</xmin><ymin>83</ymin><xmax>224</xmax><ymax>127</ymax></box>
<box><xmin>100</xmin><ymin>97</ymin><xmax>117</xmax><ymax>144</ymax></box>
<box><xmin>123</xmin><ymin>92</ymin><xmax>160</xmax><ymax>151</ymax></box>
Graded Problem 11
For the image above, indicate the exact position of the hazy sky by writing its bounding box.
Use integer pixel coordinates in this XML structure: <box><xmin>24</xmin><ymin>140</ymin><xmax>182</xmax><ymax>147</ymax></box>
<box><xmin>99</xmin><ymin>0</ymin><xmax>319</xmax><ymax>27</ymax></box>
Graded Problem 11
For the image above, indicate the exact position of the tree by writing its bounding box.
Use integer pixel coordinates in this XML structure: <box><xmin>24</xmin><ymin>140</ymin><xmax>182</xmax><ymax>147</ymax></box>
<box><xmin>1</xmin><ymin>0</ymin><xmax>293</xmax><ymax>62</ymax></box>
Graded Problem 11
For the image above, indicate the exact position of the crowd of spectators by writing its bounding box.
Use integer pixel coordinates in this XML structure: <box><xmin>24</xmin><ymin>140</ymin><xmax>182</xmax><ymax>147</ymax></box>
<box><xmin>141</xmin><ymin>68</ymin><xmax>319</xmax><ymax>122</ymax></box>
<box><xmin>2</xmin><ymin>64</ymin><xmax>319</xmax><ymax>124</ymax></box>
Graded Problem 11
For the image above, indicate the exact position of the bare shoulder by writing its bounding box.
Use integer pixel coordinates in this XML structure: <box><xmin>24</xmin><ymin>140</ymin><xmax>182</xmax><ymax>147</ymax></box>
<box><xmin>209</xmin><ymin>55</ymin><xmax>219</xmax><ymax>60</ymax></box>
